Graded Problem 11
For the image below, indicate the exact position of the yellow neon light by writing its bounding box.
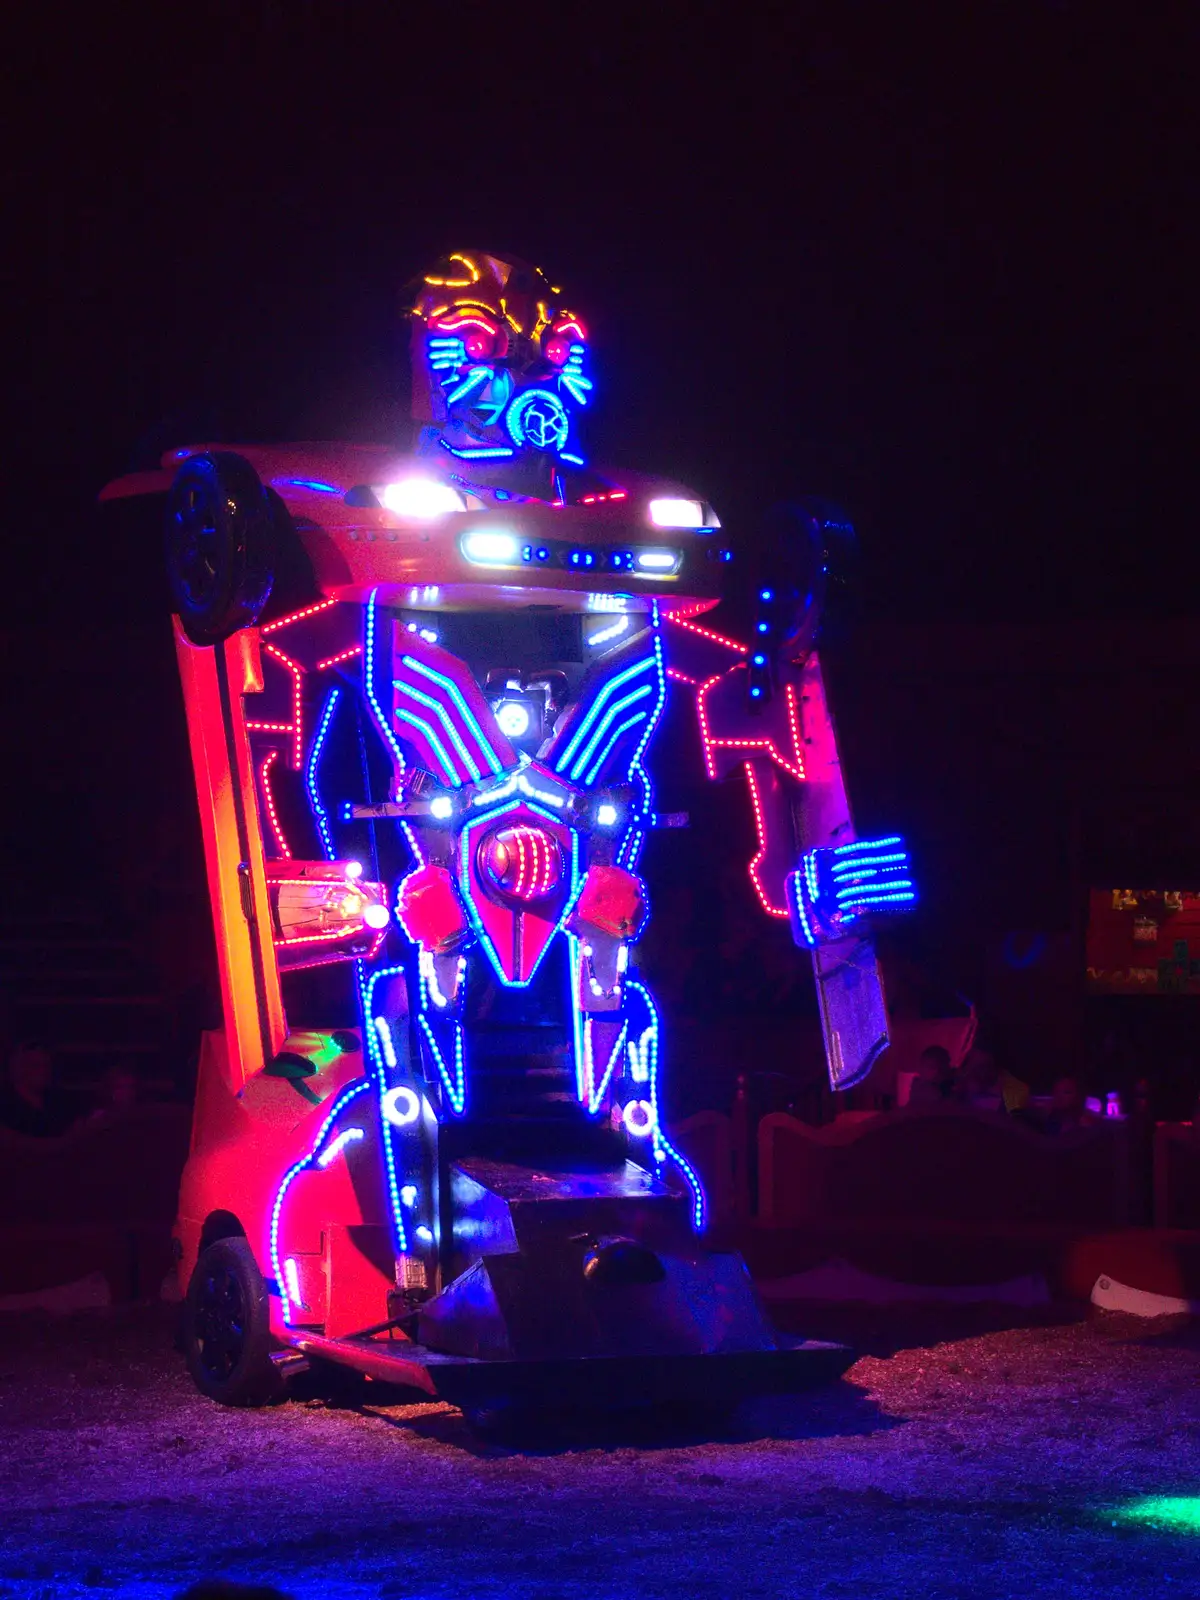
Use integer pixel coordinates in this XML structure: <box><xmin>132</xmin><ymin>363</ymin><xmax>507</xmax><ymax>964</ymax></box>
<box><xmin>424</xmin><ymin>253</ymin><xmax>481</xmax><ymax>288</ymax></box>
<box><xmin>499</xmin><ymin>297</ymin><xmax>523</xmax><ymax>334</ymax></box>
<box><xmin>533</xmin><ymin>300</ymin><xmax>550</xmax><ymax>338</ymax></box>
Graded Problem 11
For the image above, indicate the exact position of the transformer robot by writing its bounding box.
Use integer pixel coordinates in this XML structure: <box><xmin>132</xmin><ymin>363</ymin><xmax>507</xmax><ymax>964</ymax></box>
<box><xmin>101</xmin><ymin>250</ymin><xmax>913</xmax><ymax>1418</ymax></box>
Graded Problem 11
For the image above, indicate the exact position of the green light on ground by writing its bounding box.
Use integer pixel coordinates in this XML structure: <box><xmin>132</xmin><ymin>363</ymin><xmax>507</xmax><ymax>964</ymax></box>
<box><xmin>1114</xmin><ymin>1497</ymin><xmax>1200</xmax><ymax>1533</ymax></box>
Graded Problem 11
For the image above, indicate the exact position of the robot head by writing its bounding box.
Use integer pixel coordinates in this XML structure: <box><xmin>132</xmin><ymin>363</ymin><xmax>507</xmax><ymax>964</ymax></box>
<box><xmin>406</xmin><ymin>252</ymin><xmax>592</xmax><ymax>486</ymax></box>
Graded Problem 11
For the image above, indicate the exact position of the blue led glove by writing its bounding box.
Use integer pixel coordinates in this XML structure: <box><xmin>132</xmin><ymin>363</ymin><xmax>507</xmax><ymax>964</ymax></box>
<box><xmin>786</xmin><ymin>835</ymin><xmax>915</xmax><ymax>948</ymax></box>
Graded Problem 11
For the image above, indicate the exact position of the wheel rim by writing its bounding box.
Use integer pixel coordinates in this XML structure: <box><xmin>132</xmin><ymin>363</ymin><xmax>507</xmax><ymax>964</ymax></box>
<box><xmin>193</xmin><ymin>1265</ymin><xmax>247</xmax><ymax>1382</ymax></box>
<box><xmin>171</xmin><ymin>486</ymin><xmax>222</xmax><ymax>608</ymax></box>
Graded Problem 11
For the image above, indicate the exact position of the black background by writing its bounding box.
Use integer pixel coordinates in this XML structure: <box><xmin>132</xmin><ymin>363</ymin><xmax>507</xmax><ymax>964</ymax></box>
<box><xmin>3</xmin><ymin>2</ymin><xmax>1195</xmax><ymax>625</ymax></box>
<box><xmin>1</xmin><ymin>2</ymin><xmax>1197</xmax><ymax>1108</ymax></box>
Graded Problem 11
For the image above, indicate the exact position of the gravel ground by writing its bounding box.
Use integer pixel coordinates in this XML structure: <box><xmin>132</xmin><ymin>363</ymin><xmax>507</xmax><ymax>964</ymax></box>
<box><xmin>0</xmin><ymin>1303</ymin><xmax>1198</xmax><ymax>1599</ymax></box>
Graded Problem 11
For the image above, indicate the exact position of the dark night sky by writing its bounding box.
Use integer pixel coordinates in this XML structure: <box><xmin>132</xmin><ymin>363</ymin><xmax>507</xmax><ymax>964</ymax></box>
<box><xmin>2</xmin><ymin>2</ymin><xmax>1196</xmax><ymax>625</ymax></box>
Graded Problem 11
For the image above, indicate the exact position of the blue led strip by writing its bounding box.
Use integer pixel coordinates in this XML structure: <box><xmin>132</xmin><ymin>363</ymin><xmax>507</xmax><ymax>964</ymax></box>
<box><xmin>459</xmin><ymin>798</ymin><xmax>583</xmax><ymax>988</ymax></box>
<box><xmin>268</xmin><ymin>1077</ymin><xmax>373</xmax><ymax>1325</ymax></box>
<box><xmin>417</xmin><ymin>1013</ymin><xmax>466</xmax><ymax>1115</ymax></box>
<box><xmin>444</xmin><ymin>366</ymin><xmax>493</xmax><ymax>406</ymax></box>
<box><xmin>586</xmin><ymin>1020</ymin><xmax>629</xmax><ymax>1114</ymax></box>
<box><xmin>403</xmin><ymin>657</ymin><xmax>506</xmax><ymax>777</ymax></box>
<box><xmin>587</xmin><ymin>615</ymin><xmax>630</xmax><ymax>648</ymax></box>
<box><xmin>392</xmin><ymin>704</ymin><xmax>461</xmax><ymax>786</ymax></box>
<box><xmin>282</xmin><ymin>478</ymin><xmax>340</xmax><ymax>494</ymax></box>
<box><xmin>553</xmin><ymin>653</ymin><xmax>655</xmax><ymax>775</ymax></box>
<box><xmin>560</xmin><ymin>373</ymin><xmax>592</xmax><ymax>406</ymax></box>
<box><xmin>787</xmin><ymin>872</ymin><xmax>817</xmax><ymax>948</ymax></box>
<box><xmin>581</xmin><ymin>711</ymin><xmax>647</xmax><ymax>787</ymax></box>
<box><xmin>305</xmin><ymin>689</ymin><xmax>341</xmax><ymax>860</ymax></box>
<box><xmin>617</xmin><ymin>606</ymin><xmax>667</xmax><ymax>870</ymax></box>
<box><xmin>428</xmin><ymin>335</ymin><xmax>467</xmax><ymax>370</ymax></box>
<box><xmin>439</xmin><ymin>440</ymin><xmax>515</xmax><ymax>460</ymax></box>
<box><xmin>358</xmin><ymin>961</ymin><xmax>410</xmax><ymax>1252</ymax></box>
<box><xmin>625</xmin><ymin>978</ymin><xmax>706</xmax><ymax>1230</ymax></box>
<box><xmin>393</xmin><ymin>675</ymin><xmax>478</xmax><ymax>782</ymax></box>
<box><xmin>364</xmin><ymin>589</ymin><xmax>407</xmax><ymax>780</ymax></box>
<box><xmin>569</xmin><ymin>684</ymin><xmax>653</xmax><ymax>782</ymax></box>
<box><xmin>567</xmin><ymin>934</ymin><xmax>587</xmax><ymax>1102</ymax></box>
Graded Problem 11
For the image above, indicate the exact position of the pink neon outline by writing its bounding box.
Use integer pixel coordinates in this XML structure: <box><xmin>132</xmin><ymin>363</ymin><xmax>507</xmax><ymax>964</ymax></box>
<box><xmin>695</xmin><ymin>675</ymin><xmax>806</xmax><ymax>782</ymax></box>
<box><xmin>665</xmin><ymin>614</ymin><xmax>748</xmax><ymax>655</ymax></box>
<box><xmin>695</xmin><ymin>671</ymin><xmax>725</xmax><ymax>780</ymax></box>
<box><xmin>432</xmin><ymin>315</ymin><xmax>499</xmax><ymax>334</ymax></box>
<box><xmin>278</xmin><ymin>929</ymin><xmax>387</xmax><ymax>968</ymax></box>
<box><xmin>260</xmin><ymin>598</ymin><xmax>337</xmax><ymax>636</ymax></box>
<box><xmin>259</xmin><ymin>750</ymin><xmax>293</xmax><ymax>858</ymax></box>
<box><xmin>316</xmin><ymin>644</ymin><xmax>362</xmax><ymax>671</ymax></box>
<box><xmin>666</xmin><ymin>666</ymin><xmax>697</xmax><ymax>686</ymax></box>
<box><xmin>262</xmin><ymin>643</ymin><xmax>305</xmax><ymax>768</ymax></box>
<box><xmin>743</xmin><ymin>762</ymin><xmax>790</xmax><ymax>919</ymax></box>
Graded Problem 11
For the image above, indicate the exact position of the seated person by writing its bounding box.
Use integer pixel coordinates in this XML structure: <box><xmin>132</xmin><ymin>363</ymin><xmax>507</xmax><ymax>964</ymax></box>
<box><xmin>0</xmin><ymin>1041</ymin><xmax>78</xmax><ymax>1137</ymax></box>
<box><xmin>907</xmin><ymin>1044</ymin><xmax>956</xmax><ymax>1106</ymax></box>
<box><xmin>1043</xmin><ymin>1074</ymin><xmax>1096</xmax><ymax>1135</ymax></box>
<box><xmin>956</xmin><ymin>1045</ymin><xmax>1030</xmax><ymax>1114</ymax></box>
<box><xmin>87</xmin><ymin>1059</ymin><xmax>140</xmax><ymax>1123</ymax></box>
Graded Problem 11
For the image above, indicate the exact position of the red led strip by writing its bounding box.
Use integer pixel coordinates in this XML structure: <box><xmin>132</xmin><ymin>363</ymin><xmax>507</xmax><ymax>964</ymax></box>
<box><xmin>262</xmin><ymin>643</ymin><xmax>305</xmax><ymax>768</ymax></box>
<box><xmin>276</xmin><ymin>925</ymin><xmax>363</xmax><ymax>948</ymax></box>
<box><xmin>666</xmin><ymin>666</ymin><xmax>697</xmax><ymax>686</ymax></box>
<box><xmin>433</xmin><ymin>314</ymin><xmax>499</xmax><ymax>334</ymax></box>
<box><xmin>277</xmin><ymin>930</ymin><xmax>387</xmax><ymax>965</ymax></box>
<box><xmin>260</xmin><ymin>598</ymin><xmax>337</xmax><ymax>635</ymax></box>
<box><xmin>259</xmin><ymin>750</ymin><xmax>293</xmax><ymax>859</ymax></box>
<box><xmin>316</xmin><ymin>644</ymin><xmax>362</xmax><ymax>671</ymax></box>
<box><xmin>695</xmin><ymin>671</ymin><xmax>726</xmax><ymax>779</ymax></box>
<box><xmin>665</xmin><ymin>614</ymin><xmax>748</xmax><ymax>654</ymax></box>
<box><xmin>246</xmin><ymin>721</ymin><xmax>293</xmax><ymax>734</ymax></box>
<box><xmin>696</xmin><ymin>676</ymin><xmax>806</xmax><ymax>781</ymax></box>
<box><xmin>513</xmin><ymin>831</ymin><xmax>530</xmax><ymax>898</ymax></box>
<box><xmin>743</xmin><ymin>762</ymin><xmax>789</xmax><ymax>920</ymax></box>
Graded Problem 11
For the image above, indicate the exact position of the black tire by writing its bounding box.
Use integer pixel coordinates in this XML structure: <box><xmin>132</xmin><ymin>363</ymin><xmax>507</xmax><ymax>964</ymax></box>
<box><xmin>165</xmin><ymin>452</ymin><xmax>276</xmax><ymax>643</ymax></box>
<box><xmin>183</xmin><ymin>1236</ymin><xmax>282</xmax><ymax>1407</ymax></box>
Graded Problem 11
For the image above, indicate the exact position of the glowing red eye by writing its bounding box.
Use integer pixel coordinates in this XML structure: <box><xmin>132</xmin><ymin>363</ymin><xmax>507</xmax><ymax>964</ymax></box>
<box><xmin>463</xmin><ymin>331</ymin><xmax>495</xmax><ymax>360</ymax></box>
<box><xmin>544</xmin><ymin>336</ymin><xmax>571</xmax><ymax>366</ymax></box>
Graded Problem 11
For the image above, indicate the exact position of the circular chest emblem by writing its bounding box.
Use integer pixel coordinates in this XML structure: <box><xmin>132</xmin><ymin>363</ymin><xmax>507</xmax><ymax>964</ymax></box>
<box><xmin>478</xmin><ymin>824</ymin><xmax>564</xmax><ymax>904</ymax></box>
<box><xmin>505</xmin><ymin>389</ymin><xmax>570</xmax><ymax>453</ymax></box>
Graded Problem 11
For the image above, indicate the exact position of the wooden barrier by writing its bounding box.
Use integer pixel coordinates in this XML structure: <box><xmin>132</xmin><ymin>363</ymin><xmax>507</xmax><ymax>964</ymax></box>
<box><xmin>1154</xmin><ymin>1122</ymin><xmax>1200</xmax><ymax>1229</ymax></box>
<box><xmin>0</xmin><ymin>1103</ymin><xmax>191</xmax><ymax>1298</ymax></box>
<box><xmin>759</xmin><ymin>1106</ymin><xmax>1130</xmax><ymax>1229</ymax></box>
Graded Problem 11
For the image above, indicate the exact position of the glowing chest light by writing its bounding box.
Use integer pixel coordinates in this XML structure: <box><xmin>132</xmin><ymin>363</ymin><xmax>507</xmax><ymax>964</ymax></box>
<box><xmin>458</xmin><ymin>800</ymin><xmax>581</xmax><ymax>987</ymax></box>
<box><xmin>478</xmin><ymin>823</ymin><xmax>564</xmax><ymax>904</ymax></box>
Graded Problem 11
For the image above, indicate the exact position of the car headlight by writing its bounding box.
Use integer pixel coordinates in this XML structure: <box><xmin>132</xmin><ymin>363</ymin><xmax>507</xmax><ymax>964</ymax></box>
<box><xmin>378</xmin><ymin>479</ymin><xmax>467</xmax><ymax>517</ymax></box>
<box><xmin>648</xmin><ymin>497</ymin><xmax>713</xmax><ymax>529</ymax></box>
<box><xmin>460</xmin><ymin>528</ymin><xmax>522</xmax><ymax>566</ymax></box>
<box><xmin>633</xmin><ymin>548</ymin><xmax>682</xmax><ymax>574</ymax></box>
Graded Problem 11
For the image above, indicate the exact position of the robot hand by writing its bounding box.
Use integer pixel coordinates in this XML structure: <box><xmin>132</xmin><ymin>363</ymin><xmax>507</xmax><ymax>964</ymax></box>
<box><xmin>786</xmin><ymin>835</ymin><xmax>915</xmax><ymax>948</ymax></box>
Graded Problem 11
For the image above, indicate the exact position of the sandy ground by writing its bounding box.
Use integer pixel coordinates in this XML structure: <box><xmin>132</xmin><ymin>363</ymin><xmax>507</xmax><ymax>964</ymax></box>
<box><xmin>0</xmin><ymin>1302</ymin><xmax>1198</xmax><ymax>1599</ymax></box>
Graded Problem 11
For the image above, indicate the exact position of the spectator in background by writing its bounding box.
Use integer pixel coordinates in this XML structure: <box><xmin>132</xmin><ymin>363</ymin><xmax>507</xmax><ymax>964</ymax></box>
<box><xmin>1043</xmin><ymin>1075</ymin><xmax>1096</xmax><ymax>1135</ymax></box>
<box><xmin>87</xmin><ymin>1059</ymin><xmax>140</xmax><ymax>1123</ymax></box>
<box><xmin>957</xmin><ymin>1045</ymin><xmax>1030</xmax><ymax>1114</ymax></box>
<box><xmin>0</xmin><ymin>1041</ymin><xmax>78</xmax><ymax>1137</ymax></box>
<box><xmin>907</xmin><ymin>1044</ymin><xmax>955</xmax><ymax>1106</ymax></box>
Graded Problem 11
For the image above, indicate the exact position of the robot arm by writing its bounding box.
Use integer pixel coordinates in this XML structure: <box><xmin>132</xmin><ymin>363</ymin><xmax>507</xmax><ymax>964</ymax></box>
<box><xmin>663</xmin><ymin>596</ymin><xmax>914</xmax><ymax>1092</ymax></box>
